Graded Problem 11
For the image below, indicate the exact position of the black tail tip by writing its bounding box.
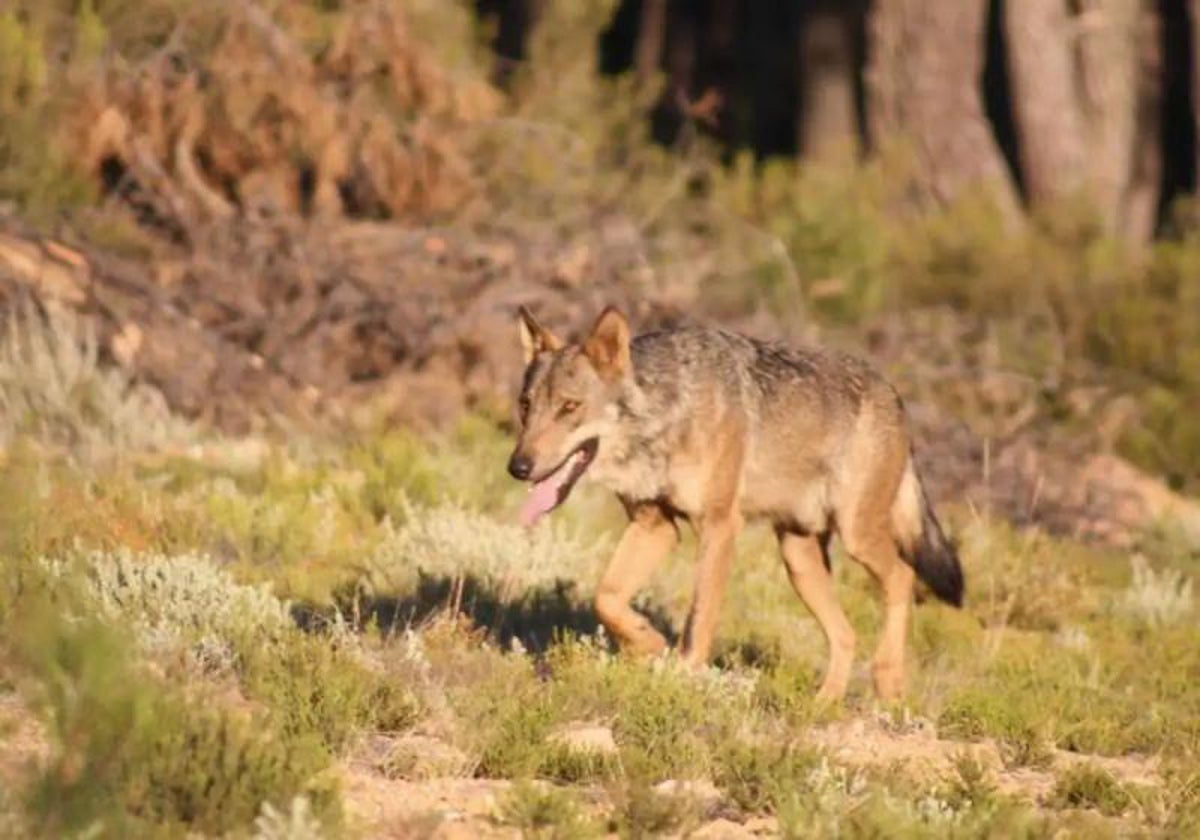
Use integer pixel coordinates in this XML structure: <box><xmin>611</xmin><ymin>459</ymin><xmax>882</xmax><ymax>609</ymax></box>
<box><xmin>911</xmin><ymin>536</ymin><xmax>965</xmax><ymax>608</ymax></box>
<box><xmin>906</xmin><ymin>495</ymin><xmax>965</xmax><ymax>608</ymax></box>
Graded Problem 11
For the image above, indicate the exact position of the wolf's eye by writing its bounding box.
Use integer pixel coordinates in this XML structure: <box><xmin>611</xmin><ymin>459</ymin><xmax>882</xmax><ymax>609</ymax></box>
<box><xmin>559</xmin><ymin>399</ymin><xmax>581</xmax><ymax>416</ymax></box>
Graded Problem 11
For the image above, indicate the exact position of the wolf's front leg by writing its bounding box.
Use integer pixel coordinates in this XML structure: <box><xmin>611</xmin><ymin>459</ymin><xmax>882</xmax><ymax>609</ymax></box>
<box><xmin>594</xmin><ymin>502</ymin><xmax>677</xmax><ymax>656</ymax></box>
<box><xmin>679</xmin><ymin>417</ymin><xmax>746</xmax><ymax>668</ymax></box>
<box><xmin>680</xmin><ymin>509</ymin><xmax>742</xmax><ymax>667</ymax></box>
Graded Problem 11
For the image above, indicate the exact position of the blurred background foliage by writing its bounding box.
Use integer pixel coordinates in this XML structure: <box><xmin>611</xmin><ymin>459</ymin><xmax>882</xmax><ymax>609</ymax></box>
<box><xmin>0</xmin><ymin>0</ymin><xmax>1196</xmax><ymax>489</ymax></box>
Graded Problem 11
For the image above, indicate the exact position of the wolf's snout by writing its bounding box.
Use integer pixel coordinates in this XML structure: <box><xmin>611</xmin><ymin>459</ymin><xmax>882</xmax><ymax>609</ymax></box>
<box><xmin>507</xmin><ymin>451</ymin><xmax>533</xmax><ymax>480</ymax></box>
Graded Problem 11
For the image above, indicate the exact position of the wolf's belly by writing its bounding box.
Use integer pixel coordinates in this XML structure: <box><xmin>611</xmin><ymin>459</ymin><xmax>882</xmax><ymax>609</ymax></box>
<box><xmin>739</xmin><ymin>457</ymin><xmax>832</xmax><ymax>532</ymax></box>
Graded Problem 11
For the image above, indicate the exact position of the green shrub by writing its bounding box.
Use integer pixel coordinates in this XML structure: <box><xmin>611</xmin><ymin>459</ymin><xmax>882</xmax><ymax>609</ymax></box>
<box><xmin>1050</xmin><ymin>764</ymin><xmax>1137</xmax><ymax>817</ymax></box>
<box><xmin>8</xmin><ymin>586</ymin><xmax>335</xmax><ymax>836</ymax></box>
<box><xmin>238</xmin><ymin>628</ymin><xmax>420</xmax><ymax>755</ymax></box>
<box><xmin>0</xmin><ymin>305</ymin><xmax>191</xmax><ymax>460</ymax></box>
<box><xmin>0</xmin><ymin>9</ymin><xmax>94</xmax><ymax>217</ymax></box>
<box><xmin>366</xmin><ymin>499</ymin><xmax>607</xmax><ymax>603</ymax></box>
<box><xmin>608</xmin><ymin>781</ymin><xmax>699</xmax><ymax>840</ymax></box>
<box><xmin>499</xmin><ymin>781</ymin><xmax>602</xmax><ymax>839</ymax></box>
<box><xmin>473</xmin><ymin>692</ymin><xmax>557</xmax><ymax>778</ymax></box>
<box><xmin>937</xmin><ymin>687</ymin><xmax>1053</xmax><ymax>769</ymax></box>
<box><xmin>713</xmin><ymin>738</ymin><xmax>819</xmax><ymax>815</ymax></box>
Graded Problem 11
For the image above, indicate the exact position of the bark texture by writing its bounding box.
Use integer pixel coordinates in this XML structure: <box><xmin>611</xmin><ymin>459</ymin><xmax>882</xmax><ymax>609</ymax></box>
<box><xmin>634</xmin><ymin>0</ymin><xmax>667</xmax><ymax>86</ymax></box>
<box><xmin>1005</xmin><ymin>0</ymin><xmax>1159</xmax><ymax>237</ymax></box>
<box><xmin>1193</xmin><ymin>0</ymin><xmax>1200</xmax><ymax>187</ymax></box>
<box><xmin>866</xmin><ymin>0</ymin><xmax>1020</xmax><ymax>220</ymax></box>
<box><xmin>797</xmin><ymin>3</ymin><xmax>860</xmax><ymax>161</ymax></box>
<box><xmin>1005</xmin><ymin>0</ymin><xmax>1088</xmax><ymax>203</ymax></box>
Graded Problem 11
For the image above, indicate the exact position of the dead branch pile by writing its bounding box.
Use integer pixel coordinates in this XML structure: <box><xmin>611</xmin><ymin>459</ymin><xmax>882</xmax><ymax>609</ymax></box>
<box><xmin>0</xmin><ymin>209</ymin><xmax>679</xmax><ymax>432</ymax></box>
<box><xmin>76</xmin><ymin>2</ymin><xmax>499</xmax><ymax>231</ymax></box>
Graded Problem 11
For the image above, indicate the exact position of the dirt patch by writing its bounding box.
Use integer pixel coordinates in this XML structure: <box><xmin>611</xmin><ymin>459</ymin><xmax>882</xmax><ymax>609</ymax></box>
<box><xmin>337</xmin><ymin>712</ymin><xmax>1165</xmax><ymax>837</ymax></box>
<box><xmin>339</xmin><ymin>766</ymin><xmax>781</xmax><ymax>840</ymax></box>
<box><xmin>807</xmin><ymin>714</ymin><xmax>1160</xmax><ymax>803</ymax></box>
<box><xmin>341</xmin><ymin>770</ymin><xmax>520</xmax><ymax>839</ymax></box>
<box><xmin>0</xmin><ymin>692</ymin><xmax>50</xmax><ymax>791</ymax></box>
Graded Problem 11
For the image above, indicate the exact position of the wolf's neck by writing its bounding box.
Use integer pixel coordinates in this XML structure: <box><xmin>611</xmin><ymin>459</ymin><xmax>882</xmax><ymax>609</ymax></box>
<box><xmin>583</xmin><ymin>375</ymin><xmax>678</xmax><ymax>501</ymax></box>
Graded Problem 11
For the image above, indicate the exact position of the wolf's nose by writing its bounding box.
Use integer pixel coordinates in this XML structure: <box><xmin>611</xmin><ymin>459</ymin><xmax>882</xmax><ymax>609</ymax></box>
<box><xmin>508</xmin><ymin>453</ymin><xmax>533</xmax><ymax>480</ymax></box>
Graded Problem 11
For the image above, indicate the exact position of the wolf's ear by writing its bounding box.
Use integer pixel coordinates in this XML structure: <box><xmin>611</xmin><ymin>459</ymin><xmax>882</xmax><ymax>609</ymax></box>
<box><xmin>583</xmin><ymin>306</ymin><xmax>631</xmax><ymax>380</ymax></box>
<box><xmin>518</xmin><ymin>306</ymin><xmax>562</xmax><ymax>363</ymax></box>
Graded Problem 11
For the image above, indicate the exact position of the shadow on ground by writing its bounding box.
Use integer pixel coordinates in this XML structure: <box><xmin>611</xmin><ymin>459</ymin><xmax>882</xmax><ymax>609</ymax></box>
<box><xmin>292</xmin><ymin>573</ymin><xmax>679</xmax><ymax>655</ymax></box>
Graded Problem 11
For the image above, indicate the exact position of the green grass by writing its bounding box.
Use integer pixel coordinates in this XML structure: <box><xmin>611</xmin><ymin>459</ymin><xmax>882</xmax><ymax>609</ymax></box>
<box><xmin>498</xmin><ymin>781</ymin><xmax>603</xmax><ymax>838</ymax></box>
<box><xmin>1050</xmin><ymin>764</ymin><xmax>1140</xmax><ymax>818</ymax></box>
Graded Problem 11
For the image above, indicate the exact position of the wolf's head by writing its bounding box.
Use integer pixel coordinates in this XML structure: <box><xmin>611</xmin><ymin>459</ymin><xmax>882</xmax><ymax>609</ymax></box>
<box><xmin>508</xmin><ymin>305</ymin><xmax>631</xmax><ymax>526</ymax></box>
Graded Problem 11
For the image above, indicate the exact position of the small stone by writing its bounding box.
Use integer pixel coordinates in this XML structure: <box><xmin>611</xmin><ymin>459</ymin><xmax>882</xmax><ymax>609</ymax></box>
<box><xmin>547</xmin><ymin>723</ymin><xmax>618</xmax><ymax>756</ymax></box>
<box><xmin>690</xmin><ymin>817</ymin><xmax>754</xmax><ymax>838</ymax></box>
<box><xmin>372</xmin><ymin>734</ymin><xmax>472</xmax><ymax>780</ymax></box>
<box><xmin>653</xmin><ymin>778</ymin><xmax>722</xmax><ymax>808</ymax></box>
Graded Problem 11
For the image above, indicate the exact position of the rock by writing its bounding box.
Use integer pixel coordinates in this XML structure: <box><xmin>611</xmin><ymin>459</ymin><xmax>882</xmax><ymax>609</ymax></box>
<box><xmin>358</xmin><ymin>733</ymin><xmax>472</xmax><ymax>780</ymax></box>
<box><xmin>1077</xmin><ymin>454</ymin><xmax>1200</xmax><ymax>545</ymax></box>
<box><xmin>652</xmin><ymin>778</ymin><xmax>722</xmax><ymax>809</ymax></box>
<box><xmin>547</xmin><ymin>723</ymin><xmax>618</xmax><ymax>756</ymax></box>
<box><xmin>690</xmin><ymin>816</ymin><xmax>780</xmax><ymax>838</ymax></box>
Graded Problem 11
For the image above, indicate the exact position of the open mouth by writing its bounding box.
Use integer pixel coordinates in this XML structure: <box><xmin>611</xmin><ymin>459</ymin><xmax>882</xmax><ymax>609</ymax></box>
<box><xmin>519</xmin><ymin>437</ymin><xmax>599</xmax><ymax>527</ymax></box>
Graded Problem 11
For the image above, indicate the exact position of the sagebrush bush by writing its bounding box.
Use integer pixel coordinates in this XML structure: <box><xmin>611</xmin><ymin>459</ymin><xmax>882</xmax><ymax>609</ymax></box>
<box><xmin>0</xmin><ymin>302</ymin><xmax>191</xmax><ymax>459</ymax></box>
<box><xmin>77</xmin><ymin>548</ymin><xmax>290</xmax><ymax>636</ymax></box>
<box><xmin>44</xmin><ymin>548</ymin><xmax>419</xmax><ymax>757</ymax></box>
<box><xmin>366</xmin><ymin>499</ymin><xmax>608</xmax><ymax>601</ymax></box>
<box><xmin>1118</xmin><ymin>554</ymin><xmax>1194</xmax><ymax>627</ymax></box>
<box><xmin>253</xmin><ymin>797</ymin><xmax>327</xmax><ymax>840</ymax></box>
<box><xmin>42</xmin><ymin>548</ymin><xmax>289</xmax><ymax>673</ymax></box>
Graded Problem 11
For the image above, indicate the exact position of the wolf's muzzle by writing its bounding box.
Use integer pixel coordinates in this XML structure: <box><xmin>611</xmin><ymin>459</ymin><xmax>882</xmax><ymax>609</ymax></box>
<box><xmin>507</xmin><ymin>452</ymin><xmax>533</xmax><ymax>480</ymax></box>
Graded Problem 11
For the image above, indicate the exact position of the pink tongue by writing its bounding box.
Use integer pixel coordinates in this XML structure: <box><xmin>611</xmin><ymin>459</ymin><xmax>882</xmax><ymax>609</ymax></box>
<box><xmin>518</xmin><ymin>456</ymin><xmax>577</xmax><ymax>527</ymax></box>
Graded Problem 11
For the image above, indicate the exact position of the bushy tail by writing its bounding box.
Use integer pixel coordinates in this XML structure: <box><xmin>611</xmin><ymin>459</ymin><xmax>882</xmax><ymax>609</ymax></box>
<box><xmin>892</xmin><ymin>457</ymin><xmax>964</xmax><ymax>607</ymax></box>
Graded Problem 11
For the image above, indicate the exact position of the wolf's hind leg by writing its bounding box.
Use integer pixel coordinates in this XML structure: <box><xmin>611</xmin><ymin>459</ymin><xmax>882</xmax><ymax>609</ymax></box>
<box><xmin>840</xmin><ymin>520</ymin><xmax>913</xmax><ymax>703</ymax></box>
<box><xmin>836</xmin><ymin>425</ymin><xmax>914</xmax><ymax>702</ymax></box>
<box><xmin>595</xmin><ymin>502</ymin><xmax>676</xmax><ymax>656</ymax></box>
<box><xmin>778</xmin><ymin>529</ymin><xmax>856</xmax><ymax>702</ymax></box>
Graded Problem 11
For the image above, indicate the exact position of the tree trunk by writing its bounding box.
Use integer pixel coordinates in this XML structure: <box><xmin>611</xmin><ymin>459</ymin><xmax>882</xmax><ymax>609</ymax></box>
<box><xmin>1005</xmin><ymin>0</ymin><xmax>1151</xmax><ymax>235</ymax></box>
<box><xmin>797</xmin><ymin>3</ymin><xmax>860</xmax><ymax>162</ymax></box>
<box><xmin>866</xmin><ymin>0</ymin><xmax>1021</xmax><ymax>221</ymax></box>
<box><xmin>634</xmin><ymin>0</ymin><xmax>668</xmax><ymax>87</ymax></box>
<box><xmin>1076</xmin><ymin>0</ymin><xmax>1141</xmax><ymax>229</ymax></box>
<box><xmin>492</xmin><ymin>0</ymin><xmax>545</xmax><ymax>87</ymax></box>
<box><xmin>1193</xmin><ymin>0</ymin><xmax>1200</xmax><ymax>187</ymax></box>
<box><xmin>1004</xmin><ymin>0</ymin><xmax>1088</xmax><ymax>204</ymax></box>
<box><xmin>1123</xmin><ymin>4</ymin><xmax>1163</xmax><ymax>241</ymax></box>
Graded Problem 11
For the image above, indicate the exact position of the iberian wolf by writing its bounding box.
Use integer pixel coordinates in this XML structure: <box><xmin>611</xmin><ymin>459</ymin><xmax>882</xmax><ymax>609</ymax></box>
<box><xmin>507</xmin><ymin>306</ymin><xmax>963</xmax><ymax>701</ymax></box>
